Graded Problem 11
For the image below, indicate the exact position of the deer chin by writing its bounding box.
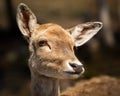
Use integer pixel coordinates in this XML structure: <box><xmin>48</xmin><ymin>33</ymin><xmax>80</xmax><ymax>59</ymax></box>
<box><xmin>62</xmin><ymin>70</ymin><xmax>85</xmax><ymax>79</ymax></box>
<box><xmin>36</xmin><ymin>68</ymin><xmax>84</xmax><ymax>79</ymax></box>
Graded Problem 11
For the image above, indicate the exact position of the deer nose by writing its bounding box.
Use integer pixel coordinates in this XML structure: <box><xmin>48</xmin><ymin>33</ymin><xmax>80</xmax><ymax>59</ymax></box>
<box><xmin>69</xmin><ymin>63</ymin><xmax>84</xmax><ymax>74</ymax></box>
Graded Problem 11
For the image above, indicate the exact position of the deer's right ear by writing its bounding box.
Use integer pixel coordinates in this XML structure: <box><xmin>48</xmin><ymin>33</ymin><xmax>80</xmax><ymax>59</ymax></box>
<box><xmin>17</xmin><ymin>3</ymin><xmax>37</xmax><ymax>38</ymax></box>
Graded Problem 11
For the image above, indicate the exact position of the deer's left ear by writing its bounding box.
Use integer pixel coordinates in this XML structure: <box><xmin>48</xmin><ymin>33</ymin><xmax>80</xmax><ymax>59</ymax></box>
<box><xmin>67</xmin><ymin>22</ymin><xmax>103</xmax><ymax>47</ymax></box>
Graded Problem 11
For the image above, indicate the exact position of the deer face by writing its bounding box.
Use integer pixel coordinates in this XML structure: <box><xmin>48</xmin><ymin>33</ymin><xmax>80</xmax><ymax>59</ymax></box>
<box><xmin>17</xmin><ymin>3</ymin><xmax>102</xmax><ymax>79</ymax></box>
<box><xmin>29</xmin><ymin>24</ymin><xmax>84</xmax><ymax>79</ymax></box>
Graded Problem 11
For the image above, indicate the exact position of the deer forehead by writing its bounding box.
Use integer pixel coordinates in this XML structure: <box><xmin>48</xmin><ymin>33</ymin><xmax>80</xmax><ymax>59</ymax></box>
<box><xmin>31</xmin><ymin>23</ymin><xmax>74</xmax><ymax>45</ymax></box>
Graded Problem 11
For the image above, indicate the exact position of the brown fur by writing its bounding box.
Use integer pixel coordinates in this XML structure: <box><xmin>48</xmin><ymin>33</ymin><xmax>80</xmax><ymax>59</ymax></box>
<box><xmin>61</xmin><ymin>76</ymin><xmax>120</xmax><ymax>96</ymax></box>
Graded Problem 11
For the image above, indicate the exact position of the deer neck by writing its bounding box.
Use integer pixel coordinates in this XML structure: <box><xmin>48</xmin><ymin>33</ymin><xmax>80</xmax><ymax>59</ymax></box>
<box><xmin>31</xmin><ymin>71</ymin><xmax>60</xmax><ymax>96</ymax></box>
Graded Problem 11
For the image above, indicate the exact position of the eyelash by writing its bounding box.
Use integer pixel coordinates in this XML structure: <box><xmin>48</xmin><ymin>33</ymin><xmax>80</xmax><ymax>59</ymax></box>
<box><xmin>38</xmin><ymin>40</ymin><xmax>51</xmax><ymax>50</ymax></box>
<box><xmin>38</xmin><ymin>40</ymin><xmax>47</xmax><ymax>47</ymax></box>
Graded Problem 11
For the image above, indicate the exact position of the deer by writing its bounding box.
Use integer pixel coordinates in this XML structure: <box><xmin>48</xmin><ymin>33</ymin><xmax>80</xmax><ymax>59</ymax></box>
<box><xmin>17</xmin><ymin>3</ymin><xmax>102</xmax><ymax>96</ymax></box>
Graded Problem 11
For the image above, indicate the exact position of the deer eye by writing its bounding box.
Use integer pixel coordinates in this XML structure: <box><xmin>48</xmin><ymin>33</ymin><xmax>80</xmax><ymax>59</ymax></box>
<box><xmin>38</xmin><ymin>40</ymin><xmax>47</xmax><ymax>47</ymax></box>
<box><xmin>38</xmin><ymin>40</ymin><xmax>51</xmax><ymax>50</ymax></box>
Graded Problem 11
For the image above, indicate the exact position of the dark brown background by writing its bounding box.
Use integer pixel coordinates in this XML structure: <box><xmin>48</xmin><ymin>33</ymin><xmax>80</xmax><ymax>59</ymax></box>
<box><xmin>0</xmin><ymin>0</ymin><xmax>119</xmax><ymax>96</ymax></box>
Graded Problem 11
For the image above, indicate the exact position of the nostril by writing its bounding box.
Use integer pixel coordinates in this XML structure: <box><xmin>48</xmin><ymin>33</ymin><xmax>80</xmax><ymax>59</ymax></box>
<box><xmin>69</xmin><ymin>63</ymin><xmax>83</xmax><ymax>74</ymax></box>
<box><xmin>69</xmin><ymin>63</ymin><xmax>79</xmax><ymax>69</ymax></box>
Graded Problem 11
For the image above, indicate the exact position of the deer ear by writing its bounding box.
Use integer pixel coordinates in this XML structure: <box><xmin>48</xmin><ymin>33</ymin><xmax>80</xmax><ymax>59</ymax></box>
<box><xmin>17</xmin><ymin>3</ymin><xmax>37</xmax><ymax>38</ymax></box>
<box><xmin>68</xmin><ymin>22</ymin><xmax>103</xmax><ymax>47</ymax></box>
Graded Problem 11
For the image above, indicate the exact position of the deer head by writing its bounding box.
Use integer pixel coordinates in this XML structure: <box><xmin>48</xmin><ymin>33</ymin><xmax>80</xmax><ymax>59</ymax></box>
<box><xmin>17</xmin><ymin>3</ymin><xmax>102</xmax><ymax>79</ymax></box>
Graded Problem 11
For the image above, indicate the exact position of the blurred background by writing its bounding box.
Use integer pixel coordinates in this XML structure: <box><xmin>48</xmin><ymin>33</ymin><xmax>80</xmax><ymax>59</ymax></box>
<box><xmin>0</xmin><ymin>0</ymin><xmax>120</xmax><ymax>96</ymax></box>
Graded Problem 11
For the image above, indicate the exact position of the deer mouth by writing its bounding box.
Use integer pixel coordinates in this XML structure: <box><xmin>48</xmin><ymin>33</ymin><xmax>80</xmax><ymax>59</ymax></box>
<box><xmin>64</xmin><ymin>67</ymin><xmax>85</xmax><ymax>77</ymax></box>
<box><xmin>65</xmin><ymin>71</ymin><xmax>81</xmax><ymax>75</ymax></box>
